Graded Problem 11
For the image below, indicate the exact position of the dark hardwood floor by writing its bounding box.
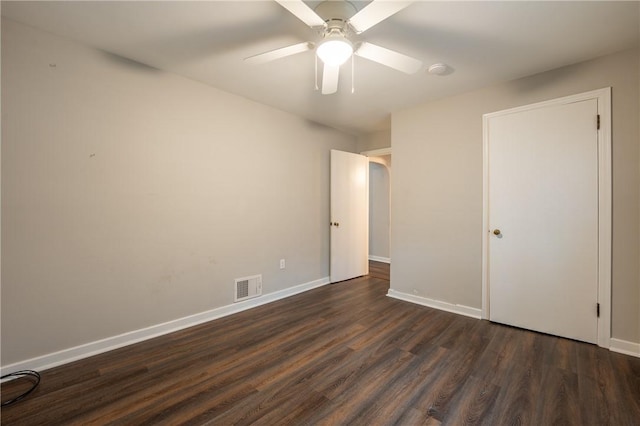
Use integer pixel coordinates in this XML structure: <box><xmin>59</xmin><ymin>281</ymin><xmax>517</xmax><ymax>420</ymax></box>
<box><xmin>2</xmin><ymin>261</ymin><xmax>639</xmax><ymax>425</ymax></box>
<box><xmin>368</xmin><ymin>260</ymin><xmax>390</xmax><ymax>281</ymax></box>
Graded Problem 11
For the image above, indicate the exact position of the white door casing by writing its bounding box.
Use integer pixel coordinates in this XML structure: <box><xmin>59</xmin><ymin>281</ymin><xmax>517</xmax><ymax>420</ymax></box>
<box><xmin>482</xmin><ymin>88</ymin><xmax>611</xmax><ymax>347</ymax></box>
<box><xmin>330</xmin><ymin>150</ymin><xmax>369</xmax><ymax>283</ymax></box>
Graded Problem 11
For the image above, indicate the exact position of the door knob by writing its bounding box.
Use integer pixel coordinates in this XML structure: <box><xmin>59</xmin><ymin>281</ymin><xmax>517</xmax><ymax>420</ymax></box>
<box><xmin>493</xmin><ymin>229</ymin><xmax>501</xmax><ymax>236</ymax></box>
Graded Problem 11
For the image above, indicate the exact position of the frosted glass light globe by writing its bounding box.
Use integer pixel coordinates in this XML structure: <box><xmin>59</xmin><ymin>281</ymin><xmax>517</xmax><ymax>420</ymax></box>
<box><xmin>317</xmin><ymin>39</ymin><xmax>353</xmax><ymax>66</ymax></box>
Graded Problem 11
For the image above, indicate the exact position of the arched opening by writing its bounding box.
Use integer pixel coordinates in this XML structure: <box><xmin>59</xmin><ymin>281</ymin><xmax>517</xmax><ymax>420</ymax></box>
<box><xmin>368</xmin><ymin>155</ymin><xmax>390</xmax><ymax>263</ymax></box>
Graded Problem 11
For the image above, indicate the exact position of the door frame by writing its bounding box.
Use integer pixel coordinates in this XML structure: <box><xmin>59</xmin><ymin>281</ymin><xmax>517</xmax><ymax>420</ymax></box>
<box><xmin>481</xmin><ymin>87</ymin><xmax>612</xmax><ymax>348</ymax></box>
<box><xmin>361</xmin><ymin>147</ymin><xmax>392</xmax><ymax>157</ymax></box>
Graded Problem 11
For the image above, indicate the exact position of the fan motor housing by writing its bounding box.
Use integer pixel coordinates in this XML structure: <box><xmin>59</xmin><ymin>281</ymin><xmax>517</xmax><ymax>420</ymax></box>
<box><xmin>314</xmin><ymin>1</ymin><xmax>358</xmax><ymax>24</ymax></box>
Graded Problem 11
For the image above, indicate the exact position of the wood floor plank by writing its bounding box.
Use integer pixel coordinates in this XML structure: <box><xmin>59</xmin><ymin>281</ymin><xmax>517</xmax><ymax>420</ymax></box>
<box><xmin>3</xmin><ymin>261</ymin><xmax>640</xmax><ymax>425</ymax></box>
<box><xmin>443</xmin><ymin>375</ymin><xmax>501</xmax><ymax>425</ymax></box>
<box><xmin>208</xmin><ymin>347</ymin><xmax>352</xmax><ymax>425</ymax></box>
<box><xmin>369</xmin><ymin>260</ymin><xmax>390</xmax><ymax>280</ymax></box>
<box><xmin>470</xmin><ymin>325</ymin><xmax>520</xmax><ymax>387</ymax></box>
<box><xmin>350</xmin><ymin>346</ymin><xmax>449</xmax><ymax>425</ymax></box>
<box><xmin>409</xmin><ymin>342</ymin><xmax>486</xmax><ymax>422</ymax></box>
<box><xmin>394</xmin><ymin>407</ymin><xmax>442</xmax><ymax>425</ymax></box>
<box><xmin>305</xmin><ymin>349</ymin><xmax>416</xmax><ymax>425</ymax></box>
<box><xmin>576</xmin><ymin>347</ymin><xmax>640</xmax><ymax>426</ymax></box>
<box><xmin>536</xmin><ymin>366</ymin><xmax>582</xmax><ymax>425</ymax></box>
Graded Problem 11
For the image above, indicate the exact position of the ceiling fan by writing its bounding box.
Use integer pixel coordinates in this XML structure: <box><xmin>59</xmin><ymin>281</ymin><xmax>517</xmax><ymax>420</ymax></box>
<box><xmin>245</xmin><ymin>0</ymin><xmax>422</xmax><ymax>95</ymax></box>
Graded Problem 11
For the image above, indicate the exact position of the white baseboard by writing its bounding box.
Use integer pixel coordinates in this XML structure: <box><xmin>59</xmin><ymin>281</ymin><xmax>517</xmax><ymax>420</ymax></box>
<box><xmin>610</xmin><ymin>338</ymin><xmax>640</xmax><ymax>358</ymax></box>
<box><xmin>386</xmin><ymin>289</ymin><xmax>482</xmax><ymax>319</ymax></box>
<box><xmin>369</xmin><ymin>255</ymin><xmax>391</xmax><ymax>264</ymax></box>
<box><xmin>0</xmin><ymin>276</ymin><xmax>331</xmax><ymax>376</ymax></box>
<box><xmin>387</xmin><ymin>290</ymin><xmax>639</xmax><ymax>357</ymax></box>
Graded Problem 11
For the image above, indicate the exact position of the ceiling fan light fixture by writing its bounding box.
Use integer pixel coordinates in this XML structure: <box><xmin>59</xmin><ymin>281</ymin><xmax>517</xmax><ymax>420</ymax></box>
<box><xmin>317</xmin><ymin>38</ymin><xmax>353</xmax><ymax>66</ymax></box>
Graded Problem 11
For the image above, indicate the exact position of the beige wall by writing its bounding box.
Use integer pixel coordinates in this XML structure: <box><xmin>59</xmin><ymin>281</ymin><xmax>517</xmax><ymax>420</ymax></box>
<box><xmin>392</xmin><ymin>48</ymin><xmax>640</xmax><ymax>343</ymax></box>
<box><xmin>1</xmin><ymin>19</ymin><xmax>357</xmax><ymax>365</ymax></box>
<box><xmin>358</xmin><ymin>129</ymin><xmax>391</xmax><ymax>153</ymax></box>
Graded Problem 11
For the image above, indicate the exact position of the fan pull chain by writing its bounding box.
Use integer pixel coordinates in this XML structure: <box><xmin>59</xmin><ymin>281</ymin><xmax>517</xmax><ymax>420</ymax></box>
<box><xmin>314</xmin><ymin>54</ymin><xmax>319</xmax><ymax>91</ymax></box>
<box><xmin>351</xmin><ymin>55</ymin><xmax>355</xmax><ymax>94</ymax></box>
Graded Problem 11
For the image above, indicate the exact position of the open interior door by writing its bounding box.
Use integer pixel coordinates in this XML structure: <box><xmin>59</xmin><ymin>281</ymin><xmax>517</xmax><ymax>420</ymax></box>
<box><xmin>330</xmin><ymin>150</ymin><xmax>369</xmax><ymax>283</ymax></box>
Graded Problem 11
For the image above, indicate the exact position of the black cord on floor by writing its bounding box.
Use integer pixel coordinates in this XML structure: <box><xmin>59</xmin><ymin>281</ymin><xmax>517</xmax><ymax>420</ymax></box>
<box><xmin>1</xmin><ymin>370</ymin><xmax>41</xmax><ymax>406</ymax></box>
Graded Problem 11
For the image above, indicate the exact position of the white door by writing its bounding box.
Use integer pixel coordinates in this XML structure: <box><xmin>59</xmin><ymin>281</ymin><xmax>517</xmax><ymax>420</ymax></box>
<box><xmin>487</xmin><ymin>98</ymin><xmax>599</xmax><ymax>343</ymax></box>
<box><xmin>330</xmin><ymin>150</ymin><xmax>369</xmax><ymax>283</ymax></box>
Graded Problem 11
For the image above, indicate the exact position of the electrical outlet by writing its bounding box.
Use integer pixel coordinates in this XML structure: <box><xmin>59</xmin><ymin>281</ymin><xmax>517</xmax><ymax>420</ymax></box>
<box><xmin>280</xmin><ymin>259</ymin><xmax>286</xmax><ymax>269</ymax></box>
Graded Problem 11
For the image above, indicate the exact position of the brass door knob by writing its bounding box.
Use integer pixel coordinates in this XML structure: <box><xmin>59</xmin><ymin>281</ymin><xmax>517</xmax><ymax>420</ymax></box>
<box><xmin>493</xmin><ymin>229</ymin><xmax>501</xmax><ymax>236</ymax></box>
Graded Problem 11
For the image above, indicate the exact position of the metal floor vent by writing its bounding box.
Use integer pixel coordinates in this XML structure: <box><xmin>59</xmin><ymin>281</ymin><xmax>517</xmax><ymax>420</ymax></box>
<box><xmin>234</xmin><ymin>274</ymin><xmax>262</xmax><ymax>302</ymax></box>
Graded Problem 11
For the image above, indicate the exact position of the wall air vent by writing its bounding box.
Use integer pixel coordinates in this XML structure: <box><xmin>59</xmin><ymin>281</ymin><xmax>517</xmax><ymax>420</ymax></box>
<box><xmin>234</xmin><ymin>274</ymin><xmax>262</xmax><ymax>302</ymax></box>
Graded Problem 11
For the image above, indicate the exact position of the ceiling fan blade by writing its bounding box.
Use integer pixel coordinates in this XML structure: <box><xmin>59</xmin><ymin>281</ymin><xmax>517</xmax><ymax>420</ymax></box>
<box><xmin>354</xmin><ymin>42</ymin><xmax>422</xmax><ymax>74</ymax></box>
<box><xmin>322</xmin><ymin>63</ymin><xmax>339</xmax><ymax>95</ymax></box>
<box><xmin>244</xmin><ymin>42</ymin><xmax>313</xmax><ymax>65</ymax></box>
<box><xmin>275</xmin><ymin>0</ymin><xmax>326</xmax><ymax>28</ymax></box>
<box><xmin>349</xmin><ymin>1</ymin><xmax>412</xmax><ymax>34</ymax></box>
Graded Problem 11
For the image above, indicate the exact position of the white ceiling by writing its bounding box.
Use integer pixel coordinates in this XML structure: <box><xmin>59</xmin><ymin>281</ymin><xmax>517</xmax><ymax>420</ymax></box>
<box><xmin>3</xmin><ymin>1</ymin><xmax>639</xmax><ymax>135</ymax></box>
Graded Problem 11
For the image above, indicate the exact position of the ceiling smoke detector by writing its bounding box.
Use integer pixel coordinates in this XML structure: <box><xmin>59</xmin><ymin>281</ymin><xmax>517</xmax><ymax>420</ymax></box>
<box><xmin>428</xmin><ymin>63</ymin><xmax>449</xmax><ymax>75</ymax></box>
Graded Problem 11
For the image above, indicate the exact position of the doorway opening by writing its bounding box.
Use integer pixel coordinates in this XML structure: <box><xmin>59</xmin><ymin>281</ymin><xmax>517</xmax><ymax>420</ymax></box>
<box><xmin>362</xmin><ymin>148</ymin><xmax>391</xmax><ymax>266</ymax></box>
